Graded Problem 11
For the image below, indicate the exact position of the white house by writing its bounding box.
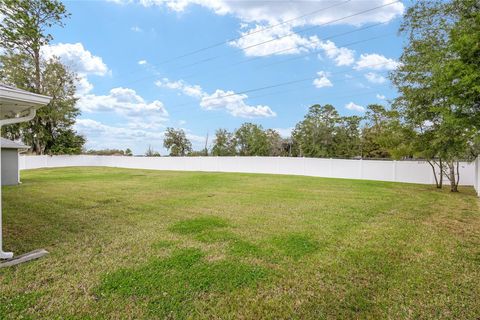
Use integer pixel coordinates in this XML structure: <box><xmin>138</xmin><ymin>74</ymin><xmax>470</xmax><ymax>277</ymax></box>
<box><xmin>0</xmin><ymin>83</ymin><xmax>51</xmax><ymax>262</ymax></box>
<box><xmin>1</xmin><ymin>138</ymin><xmax>29</xmax><ymax>186</ymax></box>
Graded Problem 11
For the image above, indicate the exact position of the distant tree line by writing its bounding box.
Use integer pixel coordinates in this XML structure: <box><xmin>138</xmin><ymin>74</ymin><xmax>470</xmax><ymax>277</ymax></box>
<box><xmin>160</xmin><ymin>103</ymin><xmax>409</xmax><ymax>159</ymax></box>
<box><xmin>85</xmin><ymin>148</ymin><xmax>132</xmax><ymax>156</ymax></box>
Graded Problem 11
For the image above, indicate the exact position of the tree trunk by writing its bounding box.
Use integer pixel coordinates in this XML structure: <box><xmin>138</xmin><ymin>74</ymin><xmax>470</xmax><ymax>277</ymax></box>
<box><xmin>33</xmin><ymin>48</ymin><xmax>41</xmax><ymax>93</ymax></box>
<box><xmin>439</xmin><ymin>159</ymin><xmax>443</xmax><ymax>188</ymax></box>
<box><xmin>427</xmin><ymin>159</ymin><xmax>443</xmax><ymax>189</ymax></box>
<box><xmin>34</xmin><ymin>137</ymin><xmax>42</xmax><ymax>155</ymax></box>
<box><xmin>448</xmin><ymin>161</ymin><xmax>459</xmax><ymax>192</ymax></box>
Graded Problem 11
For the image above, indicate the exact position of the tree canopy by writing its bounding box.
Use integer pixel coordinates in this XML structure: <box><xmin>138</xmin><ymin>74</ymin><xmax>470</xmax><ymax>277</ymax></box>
<box><xmin>163</xmin><ymin>128</ymin><xmax>192</xmax><ymax>156</ymax></box>
<box><xmin>0</xmin><ymin>0</ymin><xmax>85</xmax><ymax>155</ymax></box>
<box><xmin>390</xmin><ymin>0</ymin><xmax>480</xmax><ymax>191</ymax></box>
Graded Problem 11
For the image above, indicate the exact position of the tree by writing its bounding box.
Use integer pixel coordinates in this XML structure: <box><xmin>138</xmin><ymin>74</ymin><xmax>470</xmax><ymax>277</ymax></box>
<box><xmin>0</xmin><ymin>0</ymin><xmax>84</xmax><ymax>154</ymax></box>
<box><xmin>292</xmin><ymin>104</ymin><xmax>338</xmax><ymax>158</ymax></box>
<box><xmin>163</xmin><ymin>128</ymin><xmax>192</xmax><ymax>156</ymax></box>
<box><xmin>0</xmin><ymin>0</ymin><xmax>69</xmax><ymax>92</ymax></box>
<box><xmin>391</xmin><ymin>0</ymin><xmax>480</xmax><ymax>192</ymax></box>
<box><xmin>145</xmin><ymin>145</ymin><xmax>161</xmax><ymax>157</ymax></box>
<box><xmin>334</xmin><ymin>116</ymin><xmax>362</xmax><ymax>158</ymax></box>
<box><xmin>234</xmin><ymin>123</ymin><xmax>269</xmax><ymax>156</ymax></box>
<box><xmin>211</xmin><ymin>129</ymin><xmax>236</xmax><ymax>156</ymax></box>
<box><xmin>48</xmin><ymin>129</ymin><xmax>85</xmax><ymax>155</ymax></box>
<box><xmin>360</xmin><ymin>104</ymin><xmax>410</xmax><ymax>159</ymax></box>
<box><xmin>125</xmin><ymin>148</ymin><xmax>133</xmax><ymax>156</ymax></box>
<box><xmin>1</xmin><ymin>56</ymin><xmax>84</xmax><ymax>154</ymax></box>
<box><xmin>444</xmin><ymin>1</ymin><xmax>480</xmax><ymax>129</ymax></box>
<box><xmin>86</xmin><ymin>149</ymin><xmax>126</xmax><ymax>156</ymax></box>
<box><xmin>265</xmin><ymin>129</ymin><xmax>285</xmax><ymax>156</ymax></box>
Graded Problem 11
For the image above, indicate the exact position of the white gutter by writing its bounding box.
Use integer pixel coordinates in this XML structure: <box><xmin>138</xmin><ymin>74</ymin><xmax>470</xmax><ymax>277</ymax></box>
<box><xmin>0</xmin><ymin>108</ymin><xmax>37</xmax><ymax>259</ymax></box>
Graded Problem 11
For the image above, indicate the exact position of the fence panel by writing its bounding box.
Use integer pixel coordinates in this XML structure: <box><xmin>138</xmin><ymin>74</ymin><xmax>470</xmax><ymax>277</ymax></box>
<box><xmin>19</xmin><ymin>155</ymin><xmax>477</xmax><ymax>188</ymax></box>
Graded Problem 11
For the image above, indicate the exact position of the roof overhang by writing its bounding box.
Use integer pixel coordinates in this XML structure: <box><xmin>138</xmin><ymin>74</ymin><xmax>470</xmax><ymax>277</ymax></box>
<box><xmin>0</xmin><ymin>85</ymin><xmax>51</xmax><ymax>120</ymax></box>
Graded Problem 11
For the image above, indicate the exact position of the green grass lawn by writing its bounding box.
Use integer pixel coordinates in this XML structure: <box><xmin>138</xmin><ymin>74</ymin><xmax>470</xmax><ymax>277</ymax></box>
<box><xmin>1</xmin><ymin>167</ymin><xmax>479</xmax><ymax>319</ymax></box>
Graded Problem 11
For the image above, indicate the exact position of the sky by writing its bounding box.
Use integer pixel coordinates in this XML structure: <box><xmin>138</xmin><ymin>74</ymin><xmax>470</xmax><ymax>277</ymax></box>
<box><xmin>43</xmin><ymin>0</ymin><xmax>406</xmax><ymax>155</ymax></box>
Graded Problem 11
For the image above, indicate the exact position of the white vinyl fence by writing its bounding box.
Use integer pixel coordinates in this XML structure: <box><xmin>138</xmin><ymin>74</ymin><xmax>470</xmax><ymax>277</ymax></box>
<box><xmin>19</xmin><ymin>155</ymin><xmax>478</xmax><ymax>189</ymax></box>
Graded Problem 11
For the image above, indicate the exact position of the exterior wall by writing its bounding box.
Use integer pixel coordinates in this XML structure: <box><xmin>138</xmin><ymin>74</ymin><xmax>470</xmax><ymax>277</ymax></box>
<box><xmin>19</xmin><ymin>155</ymin><xmax>477</xmax><ymax>188</ymax></box>
<box><xmin>2</xmin><ymin>149</ymin><xmax>19</xmax><ymax>186</ymax></box>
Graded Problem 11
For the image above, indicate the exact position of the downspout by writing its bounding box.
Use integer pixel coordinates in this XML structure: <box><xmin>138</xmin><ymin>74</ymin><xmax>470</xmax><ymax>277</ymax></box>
<box><xmin>0</xmin><ymin>108</ymin><xmax>37</xmax><ymax>259</ymax></box>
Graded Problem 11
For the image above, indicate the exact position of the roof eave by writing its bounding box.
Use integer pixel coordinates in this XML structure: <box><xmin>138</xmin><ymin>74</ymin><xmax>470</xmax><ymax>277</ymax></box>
<box><xmin>0</xmin><ymin>87</ymin><xmax>52</xmax><ymax>107</ymax></box>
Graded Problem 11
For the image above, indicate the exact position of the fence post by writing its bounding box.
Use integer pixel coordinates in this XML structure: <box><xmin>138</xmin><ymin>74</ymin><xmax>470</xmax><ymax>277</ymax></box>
<box><xmin>392</xmin><ymin>160</ymin><xmax>397</xmax><ymax>182</ymax></box>
<box><xmin>475</xmin><ymin>157</ymin><xmax>479</xmax><ymax>197</ymax></box>
<box><xmin>359</xmin><ymin>159</ymin><xmax>363</xmax><ymax>179</ymax></box>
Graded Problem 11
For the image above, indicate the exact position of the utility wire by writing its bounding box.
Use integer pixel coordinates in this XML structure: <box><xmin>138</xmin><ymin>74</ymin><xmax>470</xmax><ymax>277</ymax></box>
<box><xmin>186</xmin><ymin>63</ymin><xmax>393</xmax><ymax>105</ymax></box>
<box><xmin>260</xmin><ymin>32</ymin><xmax>393</xmax><ymax>69</ymax></box>
<box><xmin>179</xmin><ymin>21</ymin><xmax>388</xmax><ymax>80</ymax></box>
<box><xmin>155</xmin><ymin>0</ymin><xmax>352</xmax><ymax>65</ymax></box>
<box><xmin>165</xmin><ymin>62</ymin><xmax>392</xmax><ymax>112</ymax></box>
<box><xmin>167</xmin><ymin>82</ymin><xmax>388</xmax><ymax>122</ymax></box>
<box><xmin>164</xmin><ymin>2</ymin><xmax>398</xmax><ymax>75</ymax></box>
<box><xmin>236</xmin><ymin>1</ymin><xmax>399</xmax><ymax>53</ymax></box>
<box><xmin>121</xmin><ymin>30</ymin><xmax>395</xmax><ymax>90</ymax></box>
<box><xmin>115</xmin><ymin>1</ymin><xmax>399</xmax><ymax>87</ymax></box>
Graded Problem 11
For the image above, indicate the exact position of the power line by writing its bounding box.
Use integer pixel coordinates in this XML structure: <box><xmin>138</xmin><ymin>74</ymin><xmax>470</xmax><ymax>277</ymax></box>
<box><xmin>236</xmin><ymin>1</ymin><xmax>400</xmax><ymax>53</ymax></box>
<box><xmin>115</xmin><ymin>1</ymin><xmax>399</xmax><ymax>87</ymax></box>
<box><xmin>120</xmin><ymin>29</ymin><xmax>395</xmax><ymax>90</ymax></box>
<box><xmin>180</xmin><ymin>21</ymin><xmax>388</xmax><ymax>80</ymax></box>
<box><xmin>155</xmin><ymin>0</ymin><xmax>353</xmax><ymax>65</ymax></box>
<box><xmin>166</xmin><ymin>83</ymin><xmax>389</xmax><ymax>123</ymax></box>
<box><xmin>260</xmin><ymin>32</ymin><xmax>393</xmax><ymax>69</ymax></box>
<box><xmin>165</xmin><ymin>62</ymin><xmax>392</xmax><ymax>112</ymax></box>
<box><xmin>164</xmin><ymin>2</ymin><xmax>398</xmax><ymax>75</ymax></box>
<box><xmin>190</xmin><ymin>63</ymin><xmax>392</xmax><ymax>105</ymax></box>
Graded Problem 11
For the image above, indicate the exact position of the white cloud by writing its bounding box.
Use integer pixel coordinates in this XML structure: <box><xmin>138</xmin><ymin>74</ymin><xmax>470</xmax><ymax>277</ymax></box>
<box><xmin>41</xmin><ymin>43</ymin><xmax>109</xmax><ymax>95</ymax></box>
<box><xmin>318</xmin><ymin>40</ymin><xmax>355</xmax><ymax>66</ymax></box>
<box><xmin>78</xmin><ymin>87</ymin><xmax>169</xmax><ymax>125</ymax></box>
<box><xmin>120</xmin><ymin>1</ymin><xmax>404</xmax><ymax>27</ymax></box>
<box><xmin>354</xmin><ymin>53</ymin><xmax>400</xmax><ymax>71</ymax></box>
<box><xmin>156</xmin><ymin>78</ymin><xmax>276</xmax><ymax>118</ymax></box>
<box><xmin>131</xmin><ymin>26</ymin><xmax>143</xmax><ymax>32</ymax></box>
<box><xmin>138</xmin><ymin>59</ymin><xmax>147</xmax><ymax>65</ymax></box>
<box><xmin>345</xmin><ymin>102</ymin><xmax>365</xmax><ymax>112</ymax></box>
<box><xmin>313</xmin><ymin>71</ymin><xmax>333</xmax><ymax>88</ymax></box>
<box><xmin>155</xmin><ymin>78</ymin><xmax>205</xmax><ymax>99</ymax></box>
<box><xmin>75</xmin><ymin>76</ymin><xmax>94</xmax><ymax>96</ymax></box>
<box><xmin>41</xmin><ymin>43</ymin><xmax>108</xmax><ymax>76</ymax></box>
<box><xmin>75</xmin><ymin>118</ymin><xmax>206</xmax><ymax>154</ymax></box>
<box><xmin>75</xmin><ymin>118</ymin><xmax>164</xmax><ymax>153</ymax></box>
<box><xmin>364</xmin><ymin>72</ymin><xmax>386</xmax><ymax>84</ymax></box>
<box><xmin>200</xmin><ymin>89</ymin><xmax>276</xmax><ymax>118</ymax></box>
<box><xmin>376</xmin><ymin>93</ymin><xmax>386</xmax><ymax>100</ymax></box>
<box><xmin>229</xmin><ymin>24</ymin><xmax>321</xmax><ymax>57</ymax></box>
<box><xmin>109</xmin><ymin>1</ymin><xmax>403</xmax><ymax>60</ymax></box>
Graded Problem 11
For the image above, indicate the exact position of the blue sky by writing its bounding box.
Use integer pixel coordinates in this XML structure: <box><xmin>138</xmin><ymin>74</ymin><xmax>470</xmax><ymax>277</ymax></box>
<box><xmin>43</xmin><ymin>0</ymin><xmax>406</xmax><ymax>154</ymax></box>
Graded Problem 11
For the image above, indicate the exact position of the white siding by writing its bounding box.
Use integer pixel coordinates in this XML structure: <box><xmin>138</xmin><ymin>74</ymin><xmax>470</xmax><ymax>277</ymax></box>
<box><xmin>2</xmin><ymin>149</ymin><xmax>19</xmax><ymax>186</ymax></box>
